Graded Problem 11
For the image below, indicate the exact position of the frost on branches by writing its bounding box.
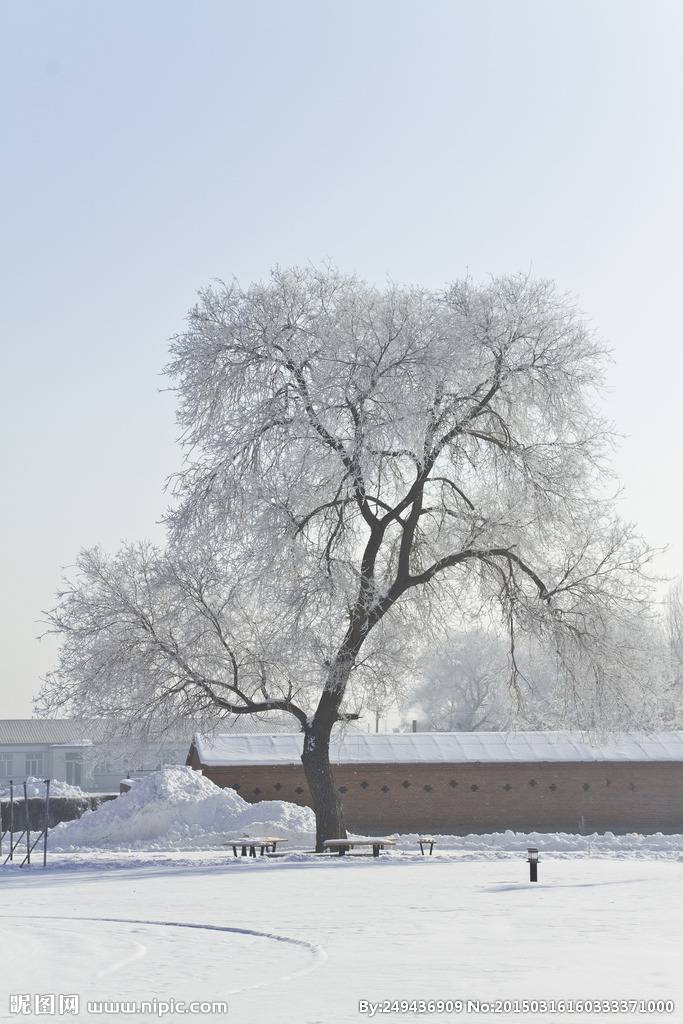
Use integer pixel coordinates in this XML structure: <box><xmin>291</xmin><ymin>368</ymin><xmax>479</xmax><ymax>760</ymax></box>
<box><xmin>41</xmin><ymin>267</ymin><xmax>659</xmax><ymax>849</ymax></box>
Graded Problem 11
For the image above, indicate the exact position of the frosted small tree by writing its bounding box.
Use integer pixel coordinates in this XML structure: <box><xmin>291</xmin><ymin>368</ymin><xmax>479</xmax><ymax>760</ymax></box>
<box><xmin>363</xmin><ymin>676</ymin><xmax>402</xmax><ymax>733</ymax></box>
<box><xmin>41</xmin><ymin>267</ymin><xmax>657</xmax><ymax>849</ymax></box>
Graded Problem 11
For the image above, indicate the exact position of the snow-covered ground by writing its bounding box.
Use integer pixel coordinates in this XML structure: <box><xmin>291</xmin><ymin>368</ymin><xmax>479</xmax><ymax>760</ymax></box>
<box><xmin>1</xmin><ymin>856</ymin><xmax>681</xmax><ymax>1023</ymax></box>
<box><xmin>2</xmin><ymin>769</ymin><xmax>681</xmax><ymax>1022</ymax></box>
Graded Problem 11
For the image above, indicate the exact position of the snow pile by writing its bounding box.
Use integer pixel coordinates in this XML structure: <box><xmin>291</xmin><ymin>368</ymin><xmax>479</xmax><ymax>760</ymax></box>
<box><xmin>1</xmin><ymin>777</ymin><xmax>89</xmax><ymax>800</ymax></box>
<box><xmin>49</xmin><ymin>766</ymin><xmax>315</xmax><ymax>851</ymax></box>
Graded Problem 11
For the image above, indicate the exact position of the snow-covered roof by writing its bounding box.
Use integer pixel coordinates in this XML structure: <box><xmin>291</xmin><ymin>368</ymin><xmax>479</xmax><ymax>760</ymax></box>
<box><xmin>0</xmin><ymin>719</ymin><xmax>100</xmax><ymax>746</ymax></box>
<box><xmin>0</xmin><ymin>719</ymin><xmax>194</xmax><ymax>747</ymax></box>
<box><xmin>193</xmin><ymin>730</ymin><xmax>683</xmax><ymax>767</ymax></box>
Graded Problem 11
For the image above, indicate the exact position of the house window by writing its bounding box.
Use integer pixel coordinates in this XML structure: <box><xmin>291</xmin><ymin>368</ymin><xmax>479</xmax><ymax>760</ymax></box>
<box><xmin>0</xmin><ymin>753</ymin><xmax>13</xmax><ymax>777</ymax></box>
<box><xmin>65</xmin><ymin>754</ymin><xmax>83</xmax><ymax>787</ymax></box>
<box><xmin>25</xmin><ymin>752</ymin><xmax>44</xmax><ymax>777</ymax></box>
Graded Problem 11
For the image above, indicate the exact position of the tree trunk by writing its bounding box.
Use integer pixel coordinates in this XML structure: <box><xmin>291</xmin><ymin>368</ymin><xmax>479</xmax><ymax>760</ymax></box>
<box><xmin>301</xmin><ymin>721</ymin><xmax>346</xmax><ymax>852</ymax></box>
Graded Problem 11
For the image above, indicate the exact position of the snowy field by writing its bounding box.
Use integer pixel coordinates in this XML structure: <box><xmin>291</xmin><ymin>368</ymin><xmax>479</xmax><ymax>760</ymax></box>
<box><xmin>2</xmin><ymin>770</ymin><xmax>682</xmax><ymax>1023</ymax></box>
<box><xmin>2</xmin><ymin>854</ymin><xmax>682</xmax><ymax>1024</ymax></box>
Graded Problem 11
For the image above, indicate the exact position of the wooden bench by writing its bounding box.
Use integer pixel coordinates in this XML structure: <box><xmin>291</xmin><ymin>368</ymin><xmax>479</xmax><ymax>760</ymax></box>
<box><xmin>224</xmin><ymin>837</ymin><xmax>288</xmax><ymax>858</ymax></box>
<box><xmin>418</xmin><ymin>836</ymin><xmax>436</xmax><ymax>856</ymax></box>
<box><xmin>323</xmin><ymin>837</ymin><xmax>395</xmax><ymax>858</ymax></box>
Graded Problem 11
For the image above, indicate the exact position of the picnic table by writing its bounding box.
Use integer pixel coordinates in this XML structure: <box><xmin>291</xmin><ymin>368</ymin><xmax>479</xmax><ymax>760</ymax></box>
<box><xmin>224</xmin><ymin>837</ymin><xmax>288</xmax><ymax>858</ymax></box>
<box><xmin>418</xmin><ymin>836</ymin><xmax>436</xmax><ymax>856</ymax></box>
<box><xmin>323</xmin><ymin>837</ymin><xmax>395</xmax><ymax>858</ymax></box>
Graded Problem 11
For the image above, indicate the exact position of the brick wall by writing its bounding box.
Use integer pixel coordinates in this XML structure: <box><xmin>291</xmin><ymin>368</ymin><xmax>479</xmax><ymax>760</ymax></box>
<box><xmin>188</xmin><ymin>748</ymin><xmax>683</xmax><ymax>834</ymax></box>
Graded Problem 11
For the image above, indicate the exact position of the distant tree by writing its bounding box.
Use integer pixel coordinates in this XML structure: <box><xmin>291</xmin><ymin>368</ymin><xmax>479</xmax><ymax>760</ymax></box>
<box><xmin>41</xmin><ymin>267</ymin><xmax>657</xmax><ymax>849</ymax></box>
<box><xmin>667</xmin><ymin>582</ymin><xmax>683</xmax><ymax>684</ymax></box>
<box><xmin>411</xmin><ymin>630</ymin><xmax>512</xmax><ymax>731</ymax></box>
<box><xmin>595</xmin><ymin>610</ymin><xmax>683</xmax><ymax>730</ymax></box>
<box><xmin>407</xmin><ymin>619</ymin><xmax>680</xmax><ymax>733</ymax></box>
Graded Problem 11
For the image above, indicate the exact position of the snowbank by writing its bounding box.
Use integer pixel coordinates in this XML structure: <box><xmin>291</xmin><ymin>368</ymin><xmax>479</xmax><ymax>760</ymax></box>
<box><xmin>390</xmin><ymin>829</ymin><xmax>683</xmax><ymax>857</ymax></box>
<box><xmin>49</xmin><ymin>766</ymin><xmax>315</xmax><ymax>851</ymax></box>
<box><xmin>0</xmin><ymin>777</ymin><xmax>89</xmax><ymax>800</ymax></box>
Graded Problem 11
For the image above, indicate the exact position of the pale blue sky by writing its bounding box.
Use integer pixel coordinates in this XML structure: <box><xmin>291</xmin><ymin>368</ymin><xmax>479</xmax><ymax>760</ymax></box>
<box><xmin>1</xmin><ymin>0</ymin><xmax>681</xmax><ymax>717</ymax></box>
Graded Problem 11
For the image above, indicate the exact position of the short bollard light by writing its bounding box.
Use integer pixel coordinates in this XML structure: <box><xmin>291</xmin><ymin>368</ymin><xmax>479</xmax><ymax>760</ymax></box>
<box><xmin>527</xmin><ymin>847</ymin><xmax>539</xmax><ymax>882</ymax></box>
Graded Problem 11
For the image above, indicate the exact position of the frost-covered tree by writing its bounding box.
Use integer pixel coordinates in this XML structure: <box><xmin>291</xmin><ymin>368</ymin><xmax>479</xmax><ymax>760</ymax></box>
<box><xmin>410</xmin><ymin>630</ymin><xmax>513</xmax><ymax>732</ymax></box>
<box><xmin>406</xmin><ymin>628</ymin><xmax>561</xmax><ymax>732</ymax></box>
<box><xmin>667</xmin><ymin>582</ymin><xmax>683</xmax><ymax>684</ymax></box>
<box><xmin>407</xmin><ymin>620</ymin><xmax>678</xmax><ymax>733</ymax></box>
<box><xmin>41</xmin><ymin>267</ymin><xmax>657</xmax><ymax>849</ymax></box>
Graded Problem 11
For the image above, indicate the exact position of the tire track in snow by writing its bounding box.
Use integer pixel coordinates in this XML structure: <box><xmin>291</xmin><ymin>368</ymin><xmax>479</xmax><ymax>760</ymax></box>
<box><xmin>0</xmin><ymin>915</ymin><xmax>327</xmax><ymax>994</ymax></box>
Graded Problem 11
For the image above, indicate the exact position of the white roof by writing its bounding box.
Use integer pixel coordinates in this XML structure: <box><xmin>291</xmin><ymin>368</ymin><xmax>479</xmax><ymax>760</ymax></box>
<box><xmin>192</xmin><ymin>730</ymin><xmax>683</xmax><ymax>767</ymax></box>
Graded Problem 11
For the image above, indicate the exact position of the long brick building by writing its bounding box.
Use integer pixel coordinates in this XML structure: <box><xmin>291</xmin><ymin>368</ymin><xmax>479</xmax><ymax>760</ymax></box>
<box><xmin>186</xmin><ymin>730</ymin><xmax>683</xmax><ymax>835</ymax></box>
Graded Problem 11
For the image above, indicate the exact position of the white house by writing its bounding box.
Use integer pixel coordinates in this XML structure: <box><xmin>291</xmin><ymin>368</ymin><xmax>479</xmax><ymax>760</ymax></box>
<box><xmin>0</xmin><ymin>720</ymin><xmax>191</xmax><ymax>793</ymax></box>
<box><xmin>0</xmin><ymin>716</ymin><xmax>297</xmax><ymax>793</ymax></box>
